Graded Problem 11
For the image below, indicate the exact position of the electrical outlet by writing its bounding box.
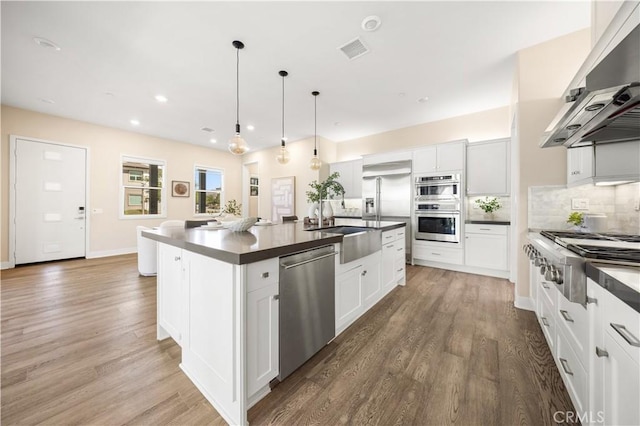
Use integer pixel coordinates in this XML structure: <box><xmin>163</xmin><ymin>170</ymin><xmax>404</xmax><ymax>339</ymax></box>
<box><xmin>635</xmin><ymin>200</ymin><xmax>640</xmax><ymax>212</ymax></box>
<box><xmin>571</xmin><ymin>198</ymin><xmax>589</xmax><ymax>210</ymax></box>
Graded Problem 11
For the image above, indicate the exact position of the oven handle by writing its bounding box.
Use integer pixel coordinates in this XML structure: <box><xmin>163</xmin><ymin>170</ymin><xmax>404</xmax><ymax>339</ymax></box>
<box><xmin>415</xmin><ymin>211</ymin><xmax>460</xmax><ymax>216</ymax></box>
<box><xmin>415</xmin><ymin>182</ymin><xmax>459</xmax><ymax>188</ymax></box>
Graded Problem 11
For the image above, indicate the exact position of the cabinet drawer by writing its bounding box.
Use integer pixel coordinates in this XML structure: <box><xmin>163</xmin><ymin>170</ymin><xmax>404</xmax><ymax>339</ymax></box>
<box><xmin>538</xmin><ymin>291</ymin><xmax>557</xmax><ymax>356</ymax></box>
<box><xmin>557</xmin><ymin>328</ymin><xmax>588</xmax><ymax>414</ymax></box>
<box><xmin>394</xmin><ymin>256</ymin><xmax>405</xmax><ymax>284</ymax></box>
<box><xmin>465</xmin><ymin>224</ymin><xmax>508</xmax><ymax>235</ymax></box>
<box><xmin>538</xmin><ymin>276</ymin><xmax>557</xmax><ymax>309</ymax></box>
<box><xmin>413</xmin><ymin>245</ymin><xmax>463</xmax><ymax>265</ymax></box>
<box><xmin>247</xmin><ymin>258</ymin><xmax>279</xmax><ymax>292</ymax></box>
<box><xmin>395</xmin><ymin>227</ymin><xmax>406</xmax><ymax>241</ymax></box>
<box><xmin>557</xmin><ymin>295</ymin><xmax>588</xmax><ymax>369</ymax></box>
<box><xmin>382</xmin><ymin>230</ymin><xmax>396</xmax><ymax>243</ymax></box>
<box><xmin>602</xmin><ymin>288</ymin><xmax>640</xmax><ymax>363</ymax></box>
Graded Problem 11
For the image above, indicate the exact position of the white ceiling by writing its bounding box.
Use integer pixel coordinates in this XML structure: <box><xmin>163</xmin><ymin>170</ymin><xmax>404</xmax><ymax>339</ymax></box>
<box><xmin>1</xmin><ymin>1</ymin><xmax>591</xmax><ymax>152</ymax></box>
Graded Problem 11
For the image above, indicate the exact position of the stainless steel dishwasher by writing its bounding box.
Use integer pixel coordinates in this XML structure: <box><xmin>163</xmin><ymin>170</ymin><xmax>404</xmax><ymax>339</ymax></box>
<box><xmin>278</xmin><ymin>244</ymin><xmax>337</xmax><ymax>381</ymax></box>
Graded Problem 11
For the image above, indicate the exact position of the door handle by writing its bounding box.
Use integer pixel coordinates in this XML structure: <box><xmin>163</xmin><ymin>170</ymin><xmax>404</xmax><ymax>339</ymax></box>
<box><xmin>595</xmin><ymin>347</ymin><xmax>609</xmax><ymax>358</ymax></box>
<box><xmin>559</xmin><ymin>310</ymin><xmax>574</xmax><ymax>323</ymax></box>
<box><xmin>559</xmin><ymin>358</ymin><xmax>574</xmax><ymax>376</ymax></box>
<box><xmin>610</xmin><ymin>323</ymin><xmax>640</xmax><ymax>347</ymax></box>
<box><xmin>540</xmin><ymin>317</ymin><xmax>549</xmax><ymax>327</ymax></box>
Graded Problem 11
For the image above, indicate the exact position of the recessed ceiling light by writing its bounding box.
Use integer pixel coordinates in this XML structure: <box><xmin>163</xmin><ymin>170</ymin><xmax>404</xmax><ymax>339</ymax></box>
<box><xmin>130</xmin><ymin>119</ymin><xmax>140</xmax><ymax>126</ymax></box>
<box><xmin>210</xmin><ymin>138</ymin><xmax>217</xmax><ymax>144</ymax></box>
<box><xmin>246</xmin><ymin>125</ymin><xmax>255</xmax><ymax>131</ymax></box>
<box><xmin>33</xmin><ymin>37</ymin><xmax>61</xmax><ymax>51</ymax></box>
<box><xmin>39</xmin><ymin>98</ymin><xmax>55</xmax><ymax>104</ymax></box>
<box><xmin>417</xmin><ymin>96</ymin><xmax>429</xmax><ymax>103</ymax></box>
<box><xmin>155</xmin><ymin>94</ymin><xmax>168</xmax><ymax>103</ymax></box>
<box><xmin>361</xmin><ymin>16</ymin><xmax>382</xmax><ymax>32</ymax></box>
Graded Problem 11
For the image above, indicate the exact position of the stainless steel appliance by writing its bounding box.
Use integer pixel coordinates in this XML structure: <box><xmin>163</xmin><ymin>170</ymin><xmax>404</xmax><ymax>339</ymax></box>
<box><xmin>414</xmin><ymin>200</ymin><xmax>461</xmax><ymax>243</ymax></box>
<box><xmin>318</xmin><ymin>226</ymin><xmax>382</xmax><ymax>264</ymax></box>
<box><xmin>415</xmin><ymin>174</ymin><xmax>460</xmax><ymax>201</ymax></box>
<box><xmin>278</xmin><ymin>245</ymin><xmax>337</xmax><ymax>381</ymax></box>
<box><xmin>525</xmin><ymin>230</ymin><xmax>640</xmax><ymax>306</ymax></box>
<box><xmin>362</xmin><ymin>160</ymin><xmax>412</xmax><ymax>261</ymax></box>
<box><xmin>541</xmin><ymin>24</ymin><xmax>640</xmax><ymax>148</ymax></box>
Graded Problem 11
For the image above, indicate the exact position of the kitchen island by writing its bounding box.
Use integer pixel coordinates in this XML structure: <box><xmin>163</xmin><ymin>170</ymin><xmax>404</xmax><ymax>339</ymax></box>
<box><xmin>142</xmin><ymin>219</ymin><xmax>405</xmax><ymax>425</ymax></box>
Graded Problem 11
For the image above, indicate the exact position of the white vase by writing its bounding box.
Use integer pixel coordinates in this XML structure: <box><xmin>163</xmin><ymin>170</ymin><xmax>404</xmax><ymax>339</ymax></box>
<box><xmin>322</xmin><ymin>201</ymin><xmax>334</xmax><ymax>223</ymax></box>
<box><xmin>308</xmin><ymin>202</ymin><xmax>319</xmax><ymax>219</ymax></box>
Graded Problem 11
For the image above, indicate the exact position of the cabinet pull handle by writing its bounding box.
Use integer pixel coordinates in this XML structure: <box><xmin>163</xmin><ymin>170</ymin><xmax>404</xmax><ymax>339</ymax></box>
<box><xmin>385</xmin><ymin>235</ymin><xmax>394</xmax><ymax>240</ymax></box>
<box><xmin>559</xmin><ymin>358</ymin><xmax>573</xmax><ymax>376</ymax></box>
<box><xmin>431</xmin><ymin>252</ymin><xmax>441</xmax><ymax>256</ymax></box>
<box><xmin>560</xmin><ymin>310</ymin><xmax>574</xmax><ymax>323</ymax></box>
<box><xmin>610</xmin><ymin>323</ymin><xmax>640</xmax><ymax>347</ymax></box>
<box><xmin>386</xmin><ymin>244</ymin><xmax>394</xmax><ymax>249</ymax></box>
<box><xmin>262</xmin><ymin>272</ymin><xmax>269</xmax><ymax>278</ymax></box>
<box><xmin>595</xmin><ymin>347</ymin><xmax>609</xmax><ymax>358</ymax></box>
<box><xmin>397</xmin><ymin>247</ymin><xmax>403</xmax><ymax>252</ymax></box>
<box><xmin>273</xmin><ymin>295</ymin><xmax>279</xmax><ymax>301</ymax></box>
<box><xmin>397</xmin><ymin>268</ymin><xmax>403</xmax><ymax>272</ymax></box>
<box><xmin>541</xmin><ymin>317</ymin><xmax>549</xmax><ymax>327</ymax></box>
<box><xmin>479</xmin><ymin>228</ymin><xmax>491</xmax><ymax>231</ymax></box>
<box><xmin>361</xmin><ymin>270</ymin><xmax>367</xmax><ymax>276</ymax></box>
<box><xmin>586</xmin><ymin>296</ymin><xmax>598</xmax><ymax>305</ymax></box>
<box><xmin>174</xmin><ymin>256</ymin><xmax>181</xmax><ymax>261</ymax></box>
<box><xmin>541</xmin><ymin>283</ymin><xmax>550</xmax><ymax>289</ymax></box>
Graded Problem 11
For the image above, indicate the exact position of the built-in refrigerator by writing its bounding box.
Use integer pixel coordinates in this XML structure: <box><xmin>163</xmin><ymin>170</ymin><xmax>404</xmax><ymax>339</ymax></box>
<box><xmin>362</xmin><ymin>160</ymin><xmax>412</xmax><ymax>262</ymax></box>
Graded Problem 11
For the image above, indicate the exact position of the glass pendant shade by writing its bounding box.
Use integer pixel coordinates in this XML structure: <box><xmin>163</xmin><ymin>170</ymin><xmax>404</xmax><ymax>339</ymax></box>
<box><xmin>276</xmin><ymin>140</ymin><xmax>290</xmax><ymax>164</ymax></box>
<box><xmin>228</xmin><ymin>132</ymin><xmax>248</xmax><ymax>155</ymax></box>
<box><xmin>310</xmin><ymin>149</ymin><xmax>322</xmax><ymax>170</ymax></box>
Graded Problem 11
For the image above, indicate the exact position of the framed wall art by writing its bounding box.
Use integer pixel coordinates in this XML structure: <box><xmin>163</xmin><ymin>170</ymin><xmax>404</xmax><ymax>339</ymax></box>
<box><xmin>271</xmin><ymin>176</ymin><xmax>295</xmax><ymax>222</ymax></box>
<box><xmin>171</xmin><ymin>180</ymin><xmax>190</xmax><ymax>197</ymax></box>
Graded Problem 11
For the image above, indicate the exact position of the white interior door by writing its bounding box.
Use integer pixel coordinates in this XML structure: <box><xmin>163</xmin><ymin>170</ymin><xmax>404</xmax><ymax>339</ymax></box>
<box><xmin>13</xmin><ymin>138</ymin><xmax>87</xmax><ymax>264</ymax></box>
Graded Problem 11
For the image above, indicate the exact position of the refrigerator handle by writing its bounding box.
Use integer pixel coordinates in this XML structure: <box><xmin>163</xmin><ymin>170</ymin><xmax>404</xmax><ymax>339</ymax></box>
<box><xmin>376</xmin><ymin>176</ymin><xmax>382</xmax><ymax>222</ymax></box>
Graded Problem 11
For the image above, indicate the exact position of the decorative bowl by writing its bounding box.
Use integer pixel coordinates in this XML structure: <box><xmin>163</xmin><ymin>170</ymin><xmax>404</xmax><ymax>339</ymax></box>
<box><xmin>223</xmin><ymin>217</ymin><xmax>258</xmax><ymax>232</ymax></box>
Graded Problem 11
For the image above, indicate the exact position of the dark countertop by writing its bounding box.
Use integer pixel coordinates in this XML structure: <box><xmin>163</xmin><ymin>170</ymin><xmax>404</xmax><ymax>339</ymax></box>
<box><xmin>142</xmin><ymin>219</ymin><xmax>405</xmax><ymax>265</ymax></box>
<box><xmin>586</xmin><ymin>262</ymin><xmax>640</xmax><ymax>313</ymax></box>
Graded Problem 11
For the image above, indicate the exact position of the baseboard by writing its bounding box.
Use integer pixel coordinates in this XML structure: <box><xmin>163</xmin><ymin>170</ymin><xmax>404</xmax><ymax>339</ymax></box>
<box><xmin>86</xmin><ymin>247</ymin><xmax>137</xmax><ymax>259</ymax></box>
<box><xmin>1</xmin><ymin>261</ymin><xmax>15</xmax><ymax>270</ymax></box>
<box><xmin>412</xmin><ymin>258</ymin><xmax>510</xmax><ymax>279</ymax></box>
<box><xmin>514</xmin><ymin>295</ymin><xmax>535</xmax><ymax>311</ymax></box>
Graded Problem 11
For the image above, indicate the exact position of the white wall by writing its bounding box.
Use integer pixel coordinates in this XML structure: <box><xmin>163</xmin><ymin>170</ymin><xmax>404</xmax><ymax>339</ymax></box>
<box><xmin>1</xmin><ymin>105</ymin><xmax>242</xmax><ymax>262</ymax></box>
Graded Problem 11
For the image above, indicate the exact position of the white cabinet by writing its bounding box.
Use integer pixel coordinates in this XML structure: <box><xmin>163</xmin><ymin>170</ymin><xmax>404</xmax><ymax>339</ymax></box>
<box><xmin>595</xmin><ymin>140</ymin><xmax>640</xmax><ymax>183</ymax></box>
<box><xmin>567</xmin><ymin>146</ymin><xmax>594</xmax><ymax>186</ymax></box>
<box><xmin>335</xmin><ymin>250</ymin><xmax>385</xmax><ymax>335</ymax></box>
<box><xmin>464</xmin><ymin>224</ymin><xmax>508</xmax><ymax>273</ymax></box>
<box><xmin>382</xmin><ymin>228</ymin><xmax>406</xmax><ymax>293</ymax></box>
<box><xmin>157</xmin><ymin>243</ymin><xmax>184</xmax><ymax>345</ymax></box>
<box><xmin>329</xmin><ymin>159</ymin><xmax>363</xmax><ymax>199</ymax></box>
<box><xmin>413</xmin><ymin>241</ymin><xmax>464</xmax><ymax>265</ymax></box>
<box><xmin>466</xmin><ymin>138</ymin><xmax>510</xmax><ymax>195</ymax></box>
<box><xmin>412</xmin><ymin>140</ymin><xmax>465</xmax><ymax>174</ymax></box>
<box><xmin>602</xmin><ymin>331</ymin><xmax>640</xmax><ymax>425</ymax></box>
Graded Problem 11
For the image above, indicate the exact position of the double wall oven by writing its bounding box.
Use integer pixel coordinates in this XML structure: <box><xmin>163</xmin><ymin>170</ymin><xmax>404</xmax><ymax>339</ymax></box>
<box><xmin>414</xmin><ymin>174</ymin><xmax>461</xmax><ymax>243</ymax></box>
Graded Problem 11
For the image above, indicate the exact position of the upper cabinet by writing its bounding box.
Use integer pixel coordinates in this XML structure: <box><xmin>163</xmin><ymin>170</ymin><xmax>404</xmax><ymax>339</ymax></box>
<box><xmin>413</xmin><ymin>140</ymin><xmax>465</xmax><ymax>174</ymax></box>
<box><xmin>466</xmin><ymin>138</ymin><xmax>510</xmax><ymax>195</ymax></box>
<box><xmin>329</xmin><ymin>159</ymin><xmax>363</xmax><ymax>199</ymax></box>
<box><xmin>567</xmin><ymin>146</ymin><xmax>594</xmax><ymax>187</ymax></box>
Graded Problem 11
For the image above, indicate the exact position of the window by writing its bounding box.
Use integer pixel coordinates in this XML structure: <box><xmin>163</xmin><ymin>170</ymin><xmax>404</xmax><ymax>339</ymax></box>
<box><xmin>121</xmin><ymin>156</ymin><xmax>166</xmax><ymax>218</ymax></box>
<box><xmin>194</xmin><ymin>166</ymin><xmax>223</xmax><ymax>215</ymax></box>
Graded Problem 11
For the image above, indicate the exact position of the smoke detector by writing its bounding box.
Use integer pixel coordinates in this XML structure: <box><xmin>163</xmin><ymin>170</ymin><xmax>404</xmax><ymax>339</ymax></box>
<box><xmin>338</xmin><ymin>37</ymin><xmax>370</xmax><ymax>60</ymax></box>
<box><xmin>361</xmin><ymin>16</ymin><xmax>381</xmax><ymax>32</ymax></box>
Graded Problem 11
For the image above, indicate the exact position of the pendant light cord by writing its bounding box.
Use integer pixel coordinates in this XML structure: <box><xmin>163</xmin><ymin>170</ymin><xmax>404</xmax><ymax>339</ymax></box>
<box><xmin>314</xmin><ymin>94</ymin><xmax>317</xmax><ymax>151</ymax></box>
<box><xmin>282</xmin><ymin>74</ymin><xmax>285</xmax><ymax>140</ymax></box>
<box><xmin>236</xmin><ymin>47</ymin><xmax>240</xmax><ymax>127</ymax></box>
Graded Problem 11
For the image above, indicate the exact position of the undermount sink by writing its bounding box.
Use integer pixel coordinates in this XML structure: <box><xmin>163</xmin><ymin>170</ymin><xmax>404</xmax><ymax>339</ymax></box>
<box><xmin>317</xmin><ymin>226</ymin><xmax>381</xmax><ymax>263</ymax></box>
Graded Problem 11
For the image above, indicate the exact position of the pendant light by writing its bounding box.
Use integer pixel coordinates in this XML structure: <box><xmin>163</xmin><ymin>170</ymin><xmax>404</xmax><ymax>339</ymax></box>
<box><xmin>276</xmin><ymin>70</ymin><xmax>290</xmax><ymax>164</ymax></box>
<box><xmin>309</xmin><ymin>91</ymin><xmax>322</xmax><ymax>171</ymax></box>
<box><xmin>228</xmin><ymin>40</ymin><xmax>248</xmax><ymax>155</ymax></box>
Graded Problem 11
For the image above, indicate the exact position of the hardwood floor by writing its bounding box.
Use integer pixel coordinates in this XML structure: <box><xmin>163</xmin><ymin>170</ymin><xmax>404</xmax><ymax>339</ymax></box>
<box><xmin>1</xmin><ymin>255</ymin><xmax>576</xmax><ymax>425</ymax></box>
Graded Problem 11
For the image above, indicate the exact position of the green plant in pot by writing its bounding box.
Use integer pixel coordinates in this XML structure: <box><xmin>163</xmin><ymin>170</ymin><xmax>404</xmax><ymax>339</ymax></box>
<box><xmin>306</xmin><ymin>172</ymin><xmax>345</xmax><ymax>220</ymax></box>
<box><xmin>475</xmin><ymin>197</ymin><xmax>501</xmax><ymax>219</ymax></box>
<box><xmin>567</xmin><ymin>211</ymin><xmax>584</xmax><ymax>229</ymax></box>
<box><xmin>222</xmin><ymin>199</ymin><xmax>242</xmax><ymax>217</ymax></box>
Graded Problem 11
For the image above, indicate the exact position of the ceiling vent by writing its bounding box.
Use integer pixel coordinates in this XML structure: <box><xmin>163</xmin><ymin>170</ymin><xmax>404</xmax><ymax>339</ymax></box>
<box><xmin>201</xmin><ymin>127</ymin><xmax>214</xmax><ymax>133</ymax></box>
<box><xmin>338</xmin><ymin>37</ymin><xmax>369</xmax><ymax>60</ymax></box>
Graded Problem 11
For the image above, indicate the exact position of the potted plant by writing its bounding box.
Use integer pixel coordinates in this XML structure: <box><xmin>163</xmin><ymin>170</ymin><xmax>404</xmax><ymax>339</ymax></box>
<box><xmin>222</xmin><ymin>199</ymin><xmax>242</xmax><ymax>218</ymax></box>
<box><xmin>475</xmin><ymin>196</ymin><xmax>502</xmax><ymax>219</ymax></box>
<box><xmin>306</xmin><ymin>172</ymin><xmax>345</xmax><ymax>220</ymax></box>
<box><xmin>567</xmin><ymin>211</ymin><xmax>584</xmax><ymax>230</ymax></box>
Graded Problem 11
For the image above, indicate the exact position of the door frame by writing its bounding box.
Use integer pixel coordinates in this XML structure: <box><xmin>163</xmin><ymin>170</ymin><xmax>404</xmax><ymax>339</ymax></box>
<box><xmin>242</xmin><ymin>160</ymin><xmax>259</xmax><ymax>218</ymax></box>
<box><xmin>8</xmin><ymin>135</ymin><xmax>91</xmax><ymax>268</ymax></box>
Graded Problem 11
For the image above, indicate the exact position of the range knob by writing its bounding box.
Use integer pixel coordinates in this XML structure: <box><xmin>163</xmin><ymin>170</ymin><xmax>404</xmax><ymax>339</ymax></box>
<box><xmin>544</xmin><ymin>266</ymin><xmax>558</xmax><ymax>282</ymax></box>
<box><xmin>534</xmin><ymin>257</ymin><xmax>543</xmax><ymax>267</ymax></box>
<box><xmin>540</xmin><ymin>264</ymin><xmax>548</xmax><ymax>275</ymax></box>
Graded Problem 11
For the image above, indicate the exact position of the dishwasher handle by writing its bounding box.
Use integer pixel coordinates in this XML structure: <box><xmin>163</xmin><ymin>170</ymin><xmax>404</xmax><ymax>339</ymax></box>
<box><xmin>281</xmin><ymin>251</ymin><xmax>338</xmax><ymax>270</ymax></box>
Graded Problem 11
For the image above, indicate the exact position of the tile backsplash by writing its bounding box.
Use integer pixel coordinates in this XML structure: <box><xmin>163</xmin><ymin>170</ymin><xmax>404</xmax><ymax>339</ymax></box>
<box><xmin>528</xmin><ymin>183</ymin><xmax>639</xmax><ymax>233</ymax></box>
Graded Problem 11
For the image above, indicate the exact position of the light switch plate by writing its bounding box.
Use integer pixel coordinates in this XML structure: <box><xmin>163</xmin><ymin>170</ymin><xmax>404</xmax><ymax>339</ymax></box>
<box><xmin>571</xmin><ymin>198</ymin><xmax>589</xmax><ymax>210</ymax></box>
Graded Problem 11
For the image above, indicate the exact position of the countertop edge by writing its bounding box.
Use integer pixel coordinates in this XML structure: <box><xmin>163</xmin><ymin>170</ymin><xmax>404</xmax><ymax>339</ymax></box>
<box><xmin>586</xmin><ymin>262</ymin><xmax>640</xmax><ymax>313</ymax></box>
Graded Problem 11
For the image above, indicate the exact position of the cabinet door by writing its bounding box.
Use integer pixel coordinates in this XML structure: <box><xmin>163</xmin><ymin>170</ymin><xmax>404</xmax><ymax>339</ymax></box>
<box><xmin>350</xmin><ymin>159</ymin><xmax>363</xmax><ymax>198</ymax></box>
<box><xmin>247</xmin><ymin>282</ymin><xmax>279</xmax><ymax>397</ymax></box>
<box><xmin>603</xmin><ymin>331</ymin><xmax>640</xmax><ymax>426</ymax></box>
<box><xmin>567</xmin><ymin>146</ymin><xmax>594</xmax><ymax>186</ymax></box>
<box><xmin>381</xmin><ymin>241</ymin><xmax>396</xmax><ymax>292</ymax></box>
<box><xmin>361</xmin><ymin>257</ymin><xmax>381</xmax><ymax>309</ymax></box>
<box><xmin>157</xmin><ymin>243</ymin><xmax>183</xmax><ymax>344</ymax></box>
<box><xmin>336</xmin><ymin>266</ymin><xmax>363</xmax><ymax>332</ymax></box>
<box><xmin>412</xmin><ymin>146</ymin><xmax>438</xmax><ymax>174</ymax></box>
<box><xmin>467</xmin><ymin>140</ymin><xmax>508</xmax><ymax>195</ymax></box>
<box><xmin>437</xmin><ymin>141</ymin><xmax>465</xmax><ymax>172</ymax></box>
<box><xmin>464</xmin><ymin>233</ymin><xmax>507</xmax><ymax>270</ymax></box>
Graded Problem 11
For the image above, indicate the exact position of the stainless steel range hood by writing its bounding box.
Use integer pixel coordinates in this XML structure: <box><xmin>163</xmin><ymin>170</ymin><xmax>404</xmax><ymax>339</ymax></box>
<box><xmin>541</xmin><ymin>23</ymin><xmax>640</xmax><ymax>148</ymax></box>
